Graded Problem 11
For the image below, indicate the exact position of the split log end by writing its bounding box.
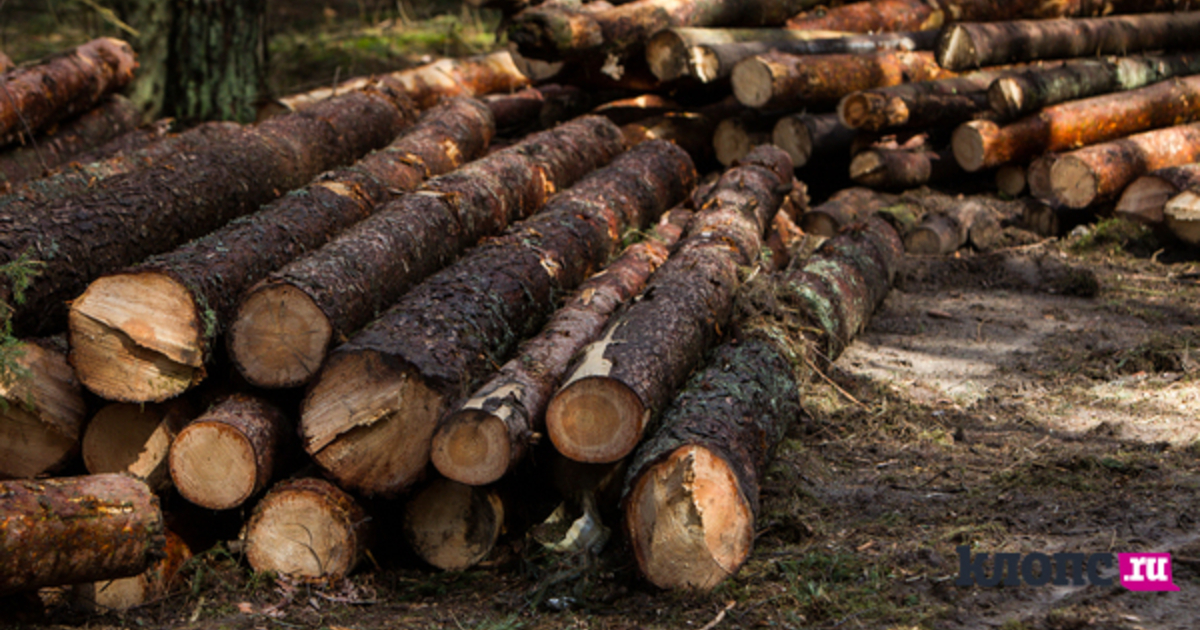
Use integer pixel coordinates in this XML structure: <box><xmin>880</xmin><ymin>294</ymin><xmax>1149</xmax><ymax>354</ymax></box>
<box><xmin>83</xmin><ymin>402</ymin><xmax>191</xmax><ymax>492</ymax></box>
<box><xmin>547</xmin><ymin>376</ymin><xmax>646</xmax><ymax>464</ymax></box>
<box><xmin>229</xmin><ymin>282</ymin><xmax>333</xmax><ymax>389</ymax></box>
<box><xmin>987</xmin><ymin>77</ymin><xmax>1025</xmax><ymax>120</ymax></box>
<box><xmin>935</xmin><ymin>24</ymin><xmax>978</xmax><ymax>71</ymax></box>
<box><xmin>431</xmin><ymin>409</ymin><xmax>512</xmax><ymax>487</ymax></box>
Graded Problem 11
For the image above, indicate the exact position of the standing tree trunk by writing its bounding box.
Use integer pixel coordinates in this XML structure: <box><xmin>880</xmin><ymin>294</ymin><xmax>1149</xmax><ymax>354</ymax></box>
<box><xmin>0</xmin><ymin>95</ymin><xmax>141</xmax><ymax>188</ymax></box>
<box><xmin>165</xmin><ymin>0</ymin><xmax>267</xmax><ymax>124</ymax></box>
<box><xmin>838</xmin><ymin>68</ymin><xmax>1010</xmax><ymax>132</ymax></box>
<box><xmin>0</xmin><ymin>337</ymin><xmax>87</xmax><ymax>480</ymax></box>
<box><xmin>244</xmin><ymin>477</ymin><xmax>371</xmax><ymax>581</ymax></box>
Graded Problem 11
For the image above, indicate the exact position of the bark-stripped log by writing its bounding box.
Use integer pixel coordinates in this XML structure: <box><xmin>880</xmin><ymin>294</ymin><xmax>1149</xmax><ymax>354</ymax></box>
<box><xmin>1164</xmin><ymin>189</ymin><xmax>1200</xmax><ymax>244</ymax></box>
<box><xmin>800</xmin><ymin>186</ymin><xmax>894</xmax><ymax>237</ymax></box>
<box><xmin>731</xmin><ymin>50</ymin><xmax>954</xmax><ymax>110</ymax></box>
<box><xmin>952</xmin><ymin>74</ymin><xmax>1200</xmax><ymax>172</ymax></box>
<box><xmin>8</xmin><ymin>87</ymin><xmax>414</xmax><ymax>337</ymax></box>
<box><xmin>231</xmin><ymin>115</ymin><xmax>624</xmax><ymax>391</ymax></box>
<box><xmin>301</xmin><ymin>140</ymin><xmax>696</xmax><ymax>496</ymax></box>
<box><xmin>0</xmin><ymin>337</ymin><xmax>87</xmax><ymax>479</ymax></box>
<box><xmin>546</xmin><ymin>145</ymin><xmax>791</xmax><ymax>465</ymax></box>
<box><xmin>850</xmin><ymin>144</ymin><xmax>959</xmax><ymax>190</ymax></box>
<box><xmin>169</xmin><ymin>394</ymin><xmax>288</xmax><ymax>511</ymax></box>
<box><xmin>937</xmin><ymin>12</ymin><xmax>1200</xmax><ymax>71</ymax></box>
<box><xmin>0</xmin><ymin>95</ymin><xmax>140</xmax><ymax>188</ymax></box>
<box><xmin>82</xmin><ymin>400</ymin><xmax>193</xmax><ymax>493</ymax></box>
<box><xmin>785</xmin><ymin>0</ymin><xmax>941</xmax><ymax>32</ymax></box>
<box><xmin>1045</xmin><ymin>122</ymin><xmax>1200</xmax><ymax>209</ymax></box>
<box><xmin>1116</xmin><ymin>164</ymin><xmax>1200</xmax><ymax>226</ymax></box>
<box><xmin>276</xmin><ymin>51</ymin><xmax>530</xmax><ymax>112</ymax></box>
<box><xmin>0</xmin><ymin>474</ymin><xmax>164</xmax><ymax>595</ymax></box>
<box><xmin>772</xmin><ymin>112</ymin><xmax>856</xmax><ymax>169</ymax></box>
<box><xmin>0</xmin><ymin>38</ymin><xmax>137</xmax><ymax>147</ymax></box>
<box><xmin>72</xmin><ymin>528</ymin><xmax>191</xmax><ymax>612</ymax></box>
<box><xmin>403</xmin><ymin>476</ymin><xmax>505</xmax><ymax>570</ymax></box>
<box><xmin>244</xmin><ymin>477</ymin><xmax>371</xmax><ymax>581</ymax></box>
<box><xmin>624</xmin><ymin>217</ymin><xmax>902</xmax><ymax>590</ymax></box>
<box><xmin>988</xmin><ymin>54</ymin><xmax>1200</xmax><ymax>120</ymax></box>
<box><xmin>70</xmin><ymin>98</ymin><xmax>490</xmax><ymax>403</ymax></box>
<box><xmin>838</xmin><ymin>68</ymin><xmax>1010</xmax><ymax>132</ymax></box>
<box><xmin>432</xmin><ymin>209</ymin><xmax>692</xmax><ymax>486</ymax></box>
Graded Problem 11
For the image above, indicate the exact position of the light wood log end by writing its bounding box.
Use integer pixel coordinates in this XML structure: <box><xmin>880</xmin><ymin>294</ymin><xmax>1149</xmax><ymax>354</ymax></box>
<box><xmin>935</xmin><ymin>24</ymin><xmax>977</xmax><ymax>72</ymax></box>
<box><xmin>730</xmin><ymin>58</ymin><xmax>774</xmax><ymax>108</ymax></box>
<box><xmin>170</xmin><ymin>422</ymin><xmax>258</xmax><ymax>510</ymax></box>
<box><xmin>431</xmin><ymin>410</ymin><xmax>512</xmax><ymax>486</ymax></box>
<box><xmin>245</xmin><ymin>478</ymin><xmax>366</xmax><ymax>581</ymax></box>
<box><xmin>83</xmin><ymin>402</ymin><xmax>189</xmax><ymax>492</ymax></box>
<box><xmin>951</xmin><ymin>123</ymin><xmax>987</xmax><ymax>172</ymax></box>
<box><xmin>230</xmin><ymin>283</ymin><xmax>332</xmax><ymax>389</ymax></box>
<box><xmin>1165</xmin><ymin>190</ymin><xmax>1200</xmax><ymax>244</ymax></box>
<box><xmin>646</xmin><ymin>31</ymin><xmax>689</xmax><ymax>82</ymax></box>
<box><xmin>547</xmin><ymin>376</ymin><xmax>645</xmax><ymax>464</ymax></box>
<box><xmin>849</xmin><ymin>151</ymin><xmax>887</xmax><ymax>188</ymax></box>
<box><xmin>772</xmin><ymin>115</ymin><xmax>812</xmax><ymax>168</ymax></box>
<box><xmin>0</xmin><ymin>342</ymin><xmax>85</xmax><ymax>478</ymax></box>
<box><xmin>403</xmin><ymin>477</ymin><xmax>503</xmax><ymax>571</ymax></box>
<box><xmin>1115</xmin><ymin>176</ymin><xmax>1176</xmax><ymax>226</ymax></box>
<box><xmin>1049</xmin><ymin>156</ymin><xmax>1098</xmax><ymax>209</ymax></box>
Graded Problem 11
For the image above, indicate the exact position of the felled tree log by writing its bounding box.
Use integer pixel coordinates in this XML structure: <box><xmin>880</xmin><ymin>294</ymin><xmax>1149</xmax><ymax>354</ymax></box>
<box><xmin>72</xmin><ymin>528</ymin><xmax>191</xmax><ymax>612</ymax></box>
<box><xmin>1116</xmin><ymin>164</ymin><xmax>1200</xmax><ymax>226</ymax></box>
<box><xmin>231</xmin><ymin>115</ymin><xmax>624</xmax><ymax>391</ymax></box>
<box><xmin>850</xmin><ymin>144</ymin><xmax>959</xmax><ymax>190</ymax></box>
<box><xmin>937</xmin><ymin>12</ymin><xmax>1200</xmax><ymax>71</ymax></box>
<box><xmin>713</xmin><ymin>113</ymin><xmax>776</xmax><ymax>166</ymax></box>
<box><xmin>1164</xmin><ymin>189</ymin><xmax>1200</xmax><ymax>244</ymax></box>
<box><xmin>732</xmin><ymin>50</ymin><xmax>953</xmax><ymax>110</ymax></box>
<box><xmin>69</xmin><ymin>98</ymin><xmax>490</xmax><ymax>403</ymax></box>
<box><xmin>786</xmin><ymin>0</ymin><xmax>942</xmax><ymax>32</ymax></box>
<box><xmin>483</xmin><ymin>84</ymin><xmax>590</xmax><ymax>134</ymax></box>
<box><xmin>988</xmin><ymin>53</ymin><xmax>1200</xmax><ymax>120</ymax></box>
<box><xmin>838</xmin><ymin>68</ymin><xmax>1010</xmax><ymax>132</ymax></box>
<box><xmin>82</xmin><ymin>400</ymin><xmax>193</xmax><ymax>493</ymax></box>
<box><xmin>624</xmin><ymin>217</ymin><xmax>902</xmax><ymax>590</ymax></box>
<box><xmin>1045</xmin><ymin>122</ymin><xmax>1200</xmax><ymax>209</ymax></box>
<box><xmin>0</xmin><ymin>95</ymin><xmax>140</xmax><ymax>188</ymax></box>
<box><xmin>0</xmin><ymin>337</ymin><xmax>87</xmax><ymax>479</ymax></box>
<box><xmin>772</xmin><ymin>112</ymin><xmax>856</xmax><ymax>169</ymax></box>
<box><xmin>301</xmin><ymin>140</ymin><xmax>695</xmax><ymax>496</ymax></box>
<box><xmin>244</xmin><ymin>477</ymin><xmax>371</xmax><ymax>581</ymax></box>
<box><xmin>403</xmin><ymin>476</ymin><xmax>505</xmax><ymax>571</ymax></box>
<box><xmin>621</xmin><ymin>96</ymin><xmax>743</xmax><ymax>165</ymax></box>
<box><xmin>432</xmin><ymin>209</ymin><xmax>692</xmax><ymax>487</ymax></box>
<box><xmin>0</xmin><ymin>474</ymin><xmax>164</xmax><ymax>595</ymax></box>
<box><xmin>996</xmin><ymin>164</ymin><xmax>1027</xmax><ymax>197</ymax></box>
<box><xmin>904</xmin><ymin>201</ymin><xmax>988</xmax><ymax>255</ymax></box>
<box><xmin>545</xmin><ymin>146</ymin><xmax>790</xmax><ymax>465</ymax></box>
<box><xmin>951</xmin><ymin>74</ymin><xmax>1200</xmax><ymax>172</ymax></box>
<box><xmin>800</xmin><ymin>186</ymin><xmax>895</xmax><ymax>236</ymax></box>
<box><xmin>0</xmin><ymin>38</ymin><xmax>137</xmax><ymax>147</ymax></box>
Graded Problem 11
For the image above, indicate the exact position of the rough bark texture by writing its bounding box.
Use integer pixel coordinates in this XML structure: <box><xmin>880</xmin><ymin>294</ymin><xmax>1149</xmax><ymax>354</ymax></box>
<box><xmin>850</xmin><ymin>145</ymin><xmax>959</xmax><ymax>190</ymax></box>
<box><xmin>937</xmin><ymin>12</ymin><xmax>1200</xmax><ymax>71</ymax></box>
<box><xmin>0</xmin><ymin>474</ymin><xmax>164</xmax><ymax>595</ymax></box>
<box><xmin>838</xmin><ymin>68</ymin><xmax>1010</xmax><ymax>132</ymax></box>
<box><xmin>988</xmin><ymin>54</ymin><xmax>1200</xmax><ymax>120</ymax></box>
<box><xmin>786</xmin><ymin>0</ymin><xmax>941</xmax><ymax>32</ymax></box>
<box><xmin>82</xmin><ymin>400</ymin><xmax>194</xmax><ymax>493</ymax></box>
<box><xmin>244</xmin><ymin>477</ymin><xmax>371</xmax><ymax>581</ymax></box>
<box><xmin>301</xmin><ymin>140</ymin><xmax>696</xmax><ymax>496</ymax></box>
<box><xmin>232</xmin><ymin>115</ymin><xmax>624</xmax><ymax>390</ymax></box>
<box><xmin>623</xmin><ymin>217</ymin><xmax>902</xmax><ymax>590</ymax></box>
<box><xmin>483</xmin><ymin>84</ymin><xmax>590</xmax><ymax>135</ymax></box>
<box><xmin>1045</xmin><ymin>122</ymin><xmax>1200</xmax><ymax>209</ymax></box>
<box><xmin>165</xmin><ymin>0</ymin><xmax>267</xmax><ymax>124</ymax></box>
<box><xmin>546</xmin><ymin>145</ymin><xmax>791</xmax><ymax>465</ymax></box>
<box><xmin>1116</xmin><ymin>164</ymin><xmax>1200</xmax><ymax>226</ymax></box>
<box><xmin>70</xmin><ymin>97</ymin><xmax>491</xmax><ymax>403</ymax></box>
<box><xmin>0</xmin><ymin>95</ymin><xmax>140</xmax><ymax>188</ymax></box>
<box><xmin>402</xmin><ymin>476</ymin><xmax>505</xmax><ymax>570</ymax></box>
<box><xmin>432</xmin><ymin>208</ymin><xmax>692</xmax><ymax>486</ymax></box>
<box><xmin>800</xmin><ymin>186</ymin><xmax>895</xmax><ymax>237</ymax></box>
<box><xmin>772</xmin><ymin>112</ymin><xmax>856</xmax><ymax>169</ymax></box>
<box><xmin>0</xmin><ymin>38</ymin><xmax>137</xmax><ymax>147</ymax></box>
<box><xmin>951</xmin><ymin>74</ymin><xmax>1200</xmax><ymax>172</ymax></box>
<box><xmin>731</xmin><ymin>50</ymin><xmax>954</xmax><ymax>110</ymax></box>
<box><xmin>0</xmin><ymin>336</ymin><xmax>87</xmax><ymax>480</ymax></box>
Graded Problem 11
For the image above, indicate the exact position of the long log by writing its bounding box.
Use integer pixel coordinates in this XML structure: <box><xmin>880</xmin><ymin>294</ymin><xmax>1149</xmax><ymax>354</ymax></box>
<box><xmin>951</xmin><ymin>74</ymin><xmax>1200</xmax><ymax>172</ymax></box>
<box><xmin>300</xmin><ymin>140</ymin><xmax>696</xmax><ymax>496</ymax></box>
<box><xmin>0</xmin><ymin>95</ymin><xmax>140</xmax><ymax>188</ymax></box>
<box><xmin>988</xmin><ymin>53</ymin><xmax>1200</xmax><ymax>120</ymax></box>
<box><xmin>69</xmin><ymin>98</ymin><xmax>490</xmax><ymax>403</ymax></box>
<box><xmin>71</xmin><ymin>528</ymin><xmax>191</xmax><ymax>612</ymax></box>
<box><xmin>731</xmin><ymin>50</ymin><xmax>954</xmax><ymax>110</ymax></box>
<box><xmin>838</xmin><ymin>68</ymin><xmax>1010</xmax><ymax>132</ymax></box>
<box><xmin>482</xmin><ymin>84</ymin><xmax>590</xmax><ymax>134</ymax></box>
<box><xmin>431</xmin><ymin>209</ymin><xmax>692</xmax><ymax>487</ymax></box>
<box><xmin>244</xmin><ymin>477</ymin><xmax>371</xmax><ymax>581</ymax></box>
<box><xmin>937</xmin><ymin>12</ymin><xmax>1200</xmax><ymax>71</ymax></box>
<box><xmin>230</xmin><ymin>115</ymin><xmax>625</xmax><ymax>391</ymax></box>
<box><xmin>0</xmin><ymin>474</ymin><xmax>164</xmax><ymax>595</ymax></box>
<box><xmin>646</xmin><ymin>27</ymin><xmax>848</xmax><ymax>82</ymax></box>
<box><xmin>82</xmin><ymin>400</ymin><xmax>193</xmax><ymax>493</ymax></box>
<box><xmin>785</xmin><ymin>0</ymin><xmax>942</xmax><ymax>32</ymax></box>
<box><xmin>1045</xmin><ymin>122</ymin><xmax>1200</xmax><ymax>209</ymax></box>
<box><xmin>772</xmin><ymin>112</ymin><xmax>856</xmax><ymax>169</ymax></box>
<box><xmin>0</xmin><ymin>38</ymin><xmax>137</xmax><ymax>147</ymax></box>
<box><xmin>800</xmin><ymin>186</ymin><xmax>895</xmax><ymax>236</ymax></box>
<box><xmin>0</xmin><ymin>336</ymin><xmax>87</xmax><ymax>479</ymax></box>
<box><xmin>624</xmin><ymin>217</ymin><xmax>902</xmax><ymax>590</ymax></box>
<box><xmin>403</xmin><ymin>476</ymin><xmax>505</xmax><ymax>571</ymax></box>
<box><xmin>545</xmin><ymin>145</ymin><xmax>791</xmax><ymax>465</ymax></box>
<box><xmin>1115</xmin><ymin>164</ymin><xmax>1200</xmax><ymax>226</ymax></box>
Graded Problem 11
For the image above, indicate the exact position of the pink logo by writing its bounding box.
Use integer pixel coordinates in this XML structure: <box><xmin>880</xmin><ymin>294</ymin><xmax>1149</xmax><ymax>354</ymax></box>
<box><xmin>1118</xmin><ymin>553</ymin><xmax>1180</xmax><ymax>592</ymax></box>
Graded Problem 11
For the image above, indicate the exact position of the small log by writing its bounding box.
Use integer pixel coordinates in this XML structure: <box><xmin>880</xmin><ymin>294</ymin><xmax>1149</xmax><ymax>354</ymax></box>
<box><xmin>646</xmin><ymin>27</ymin><xmax>849</xmax><ymax>82</ymax></box>
<box><xmin>937</xmin><ymin>12</ymin><xmax>1200</xmax><ymax>71</ymax></box>
<box><xmin>72</xmin><ymin>528</ymin><xmax>191</xmax><ymax>612</ymax></box>
<box><xmin>988</xmin><ymin>53</ymin><xmax>1200</xmax><ymax>120</ymax></box>
<box><xmin>82</xmin><ymin>400</ymin><xmax>193</xmax><ymax>493</ymax></box>
<box><xmin>731</xmin><ymin>50</ymin><xmax>953</xmax><ymax>110</ymax></box>
<box><xmin>838</xmin><ymin>68</ymin><xmax>1010</xmax><ymax>132</ymax></box>
<box><xmin>904</xmin><ymin>200</ymin><xmax>990</xmax><ymax>255</ymax></box>
<box><xmin>432</xmin><ymin>209</ymin><xmax>691</xmax><ymax>486</ymax></box>
<box><xmin>772</xmin><ymin>112</ymin><xmax>856</xmax><ymax>169</ymax></box>
<box><xmin>483</xmin><ymin>84</ymin><xmax>590</xmax><ymax>134</ymax></box>
<box><xmin>951</xmin><ymin>74</ymin><xmax>1200</xmax><ymax>172</ymax></box>
<box><xmin>0</xmin><ymin>474</ymin><xmax>164</xmax><ymax>595</ymax></box>
<box><xmin>996</xmin><ymin>164</ymin><xmax>1027</xmax><ymax>197</ymax></box>
<box><xmin>850</xmin><ymin>144</ymin><xmax>959</xmax><ymax>190</ymax></box>
<box><xmin>403</xmin><ymin>476</ymin><xmax>505</xmax><ymax>571</ymax></box>
<box><xmin>624</xmin><ymin>217</ymin><xmax>901</xmax><ymax>590</ymax></box>
<box><xmin>592</xmin><ymin>94</ymin><xmax>680</xmax><ymax>126</ymax></box>
<box><xmin>546</xmin><ymin>146</ymin><xmax>791</xmax><ymax>465</ymax></box>
<box><xmin>231</xmin><ymin>115</ymin><xmax>624</xmax><ymax>390</ymax></box>
<box><xmin>244</xmin><ymin>477</ymin><xmax>371</xmax><ymax>581</ymax></box>
<box><xmin>1116</xmin><ymin>164</ymin><xmax>1200</xmax><ymax>226</ymax></box>
<box><xmin>786</xmin><ymin>0</ymin><xmax>942</xmax><ymax>33</ymax></box>
<box><xmin>621</xmin><ymin>96</ymin><xmax>743</xmax><ymax>165</ymax></box>
<box><xmin>1045</xmin><ymin>122</ymin><xmax>1200</xmax><ymax>208</ymax></box>
<box><xmin>301</xmin><ymin>140</ymin><xmax>696</xmax><ymax>496</ymax></box>
<box><xmin>0</xmin><ymin>38</ymin><xmax>137</xmax><ymax>147</ymax></box>
<box><xmin>1164</xmin><ymin>189</ymin><xmax>1200</xmax><ymax>244</ymax></box>
<box><xmin>800</xmin><ymin>186</ymin><xmax>895</xmax><ymax>237</ymax></box>
<box><xmin>713</xmin><ymin>113</ymin><xmax>775</xmax><ymax>166</ymax></box>
<box><xmin>0</xmin><ymin>95</ymin><xmax>140</xmax><ymax>188</ymax></box>
<box><xmin>0</xmin><ymin>337</ymin><xmax>87</xmax><ymax>479</ymax></box>
<box><xmin>169</xmin><ymin>394</ymin><xmax>288</xmax><ymax>511</ymax></box>
<box><xmin>1026</xmin><ymin>155</ymin><xmax>1056</xmax><ymax>203</ymax></box>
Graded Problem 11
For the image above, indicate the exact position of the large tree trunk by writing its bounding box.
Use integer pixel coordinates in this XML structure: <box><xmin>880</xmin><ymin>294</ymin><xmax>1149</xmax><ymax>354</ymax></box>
<box><xmin>82</xmin><ymin>400</ymin><xmax>194</xmax><ymax>493</ymax></box>
<box><xmin>0</xmin><ymin>38</ymin><xmax>137</xmax><ymax>147</ymax></box>
<box><xmin>786</xmin><ymin>0</ymin><xmax>942</xmax><ymax>32</ymax></box>
<box><xmin>988</xmin><ymin>53</ymin><xmax>1200</xmax><ymax>120</ymax></box>
<box><xmin>937</xmin><ymin>12</ymin><xmax>1200</xmax><ymax>71</ymax></box>
<box><xmin>0</xmin><ymin>474</ymin><xmax>164</xmax><ymax>595</ymax></box>
<box><xmin>545</xmin><ymin>146</ymin><xmax>791</xmax><ymax>465</ymax></box>
<box><xmin>69</xmin><ymin>98</ymin><xmax>491</xmax><ymax>404</ymax></box>
<box><xmin>165</xmin><ymin>0</ymin><xmax>266</xmax><ymax>124</ymax></box>
<box><xmin>772</xmin><ymin>112</ymin><xmax>856</xmax><ymax>169</ymax></box>
<box><xmin>229</xmin><ymin>115</ymin><xmax>625</xmax><ymax>391</ymax></box>
<box><xmin>244</xmin><ymin>477</ymin><xmax>371</xmax><ymax>581</ymax></box>
<box><xmin>0</xmin><ymin>336</ymin><xmax>87</xmax><ymax>480</ymax></box>
<box><xmin>1116</xmin><ymin>164</ymin><xmax>1200</xmax><ymax>227</ymax></box>
<box><xmin>403</xmin><ymin>476</ymin><xmax>506</xmax><ymax>571</ymax></box>
<box><xmin>431</xmin><ymin>209</ymin><xmax>692</xmax><ymax>487</ymax></box>
<box><xmin>623</xmin><ymin>217</ymin><xmax>902</xmax><ymax>590</ymax></box>
<box><xmin>0</xmin><ymin>95</ymin><xmax>140</xmax><ymax>188</ymax></box>
<box><xmin>838</xmin><ymin>68</ymin><xmax>1010</xmax><ymax>132</ymax></box>
<box><xmin>300</xmin><ymin>140</ymin><xmax>696</xmax><ymax>497</ymax></box>
<box><xmin>731</xmin><ymin>50</ymin><xmax>954</xmax><ymax>110</ymax></box>
<box><xmin>951</xmin><ymin>73</ymin><xmax>1200</xmax><ymax>172</ymax></box>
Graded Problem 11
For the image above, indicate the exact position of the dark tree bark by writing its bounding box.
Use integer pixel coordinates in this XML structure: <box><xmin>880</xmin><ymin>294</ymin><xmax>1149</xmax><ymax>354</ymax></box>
<box><xmin>482</xmin><ymin>84</ymin><xmax>590</xmax><ymax>135</ymax></box>
<box><xmin>800</xmin><ymin>186</ymin><xmax>895</xmax><ymax>237</ymax></box>
<box><xmin>0</xmin><ymin>95</ymin><xmax>140</xmax><ymax>189</ymax></box>
<box><xmin>165</xmin><ymin>0</ymin><xmax>267</xmax><ymax>124</ymax></box>
<box><xmin>786</xmin><ymin>0</ymin><xmax>941</xmax><ymax>32</ymax></box>
<box><xmin>772</xmin><ymin>112</ymin><xmax>856</xmax><ymax>169</ymax></box>
<box><xmin>0</xmin><ymin>336</ymin><xmax>87</xmax><ymax>480</ymax></box>
<box><xmin>838</xmin><ymin>68</ymin><xmax>1010</xmax><ymax>132</ymax></box>
<box><xmin>850</xmin><ymin>144</ymin><xmax>960</xmax><ymax>190</ymax></box>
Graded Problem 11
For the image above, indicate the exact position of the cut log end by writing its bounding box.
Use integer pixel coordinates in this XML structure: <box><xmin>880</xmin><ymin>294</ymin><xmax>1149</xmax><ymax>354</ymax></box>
<box><xmin>83</xmin><ymin>402</ymin><xmax>188</xmax><ymax>492</ymax></box>
<box><xmin>547</xmin><ymin>376</ymin><xmax>646</xmax><ymax>464</ymax></box>
<box><xmin>0</xmin><ymin>341</ymin><xmax>87</xmax><ymax>479</ymax></box>
<box><xmin>646</xmin><ymin>32</ymin><xmax>688</xmax><ymax>82</ymax></box>
<box><xmin>230</xmin><ymin>283</ymin><xmax>333</xmax><ymax>389</ymax></box>
<box><xmin>1049</xmin><ymin>156</ymin><xmax>1099</xmax><ymax>209</ymax></box>
<box><xmin>996</xmin><ymin>164</ymin><xmax>1027</xmax><ymax>198</ymax></box>
<box><xmin>245</xmin><ymin>479</ymin><xmax>365</xmax><ymax>581</ymax></box>
<box><xmin>625</xmin><ymin>445</ymin><xmax>753</xmax><ymax>591</ymax></box>
<box><xmin>730</xmin><ymin>59</ymin><xmax>774</xmax><ymax>109</ymax></box>
<box><xmin>1116</xmin><ymin>176</ymin><xmax>1177</xmax><ymax>226</ymax></box>
<box><xmin>951</xmin><ymin>124</ymin><xmax>987</xmax><ymax>173</ymax></box>
<box><xmin>936</xmin><ymin>25</ymin><xmax>977</xmax><ymax>71</ymax></box>
<box><xmin>1165</xmin><ymin>190</ymin><xmax>1200</xmax><ymax>245</ymax></box>
<box><xmin>713</xmin><ymin>118</ymin><xmax>757</xmax><ymax>167</ymax></box>
<box><xmin>772</xmin><ymin>116</ymin><xmax>813</xmax><ymax>167</ymax></box>
<box><xmin>430</xmin><ymin>410</ymin><xmax>511</xmax><ymax>487</ymax></box>
<box><xmin>0</xmin><ymin>405</ymin><xmax>77</xmax><ymax>479</ymax></box>
<box><xmin>988</xmin><ymin>77</ymin><xmax>1025</xmax><ymax>119</ymax></box>
<box><xmin>849</xmin><ymin>152</ymin><xmax>887</xmax><ymax>188</ymax></box>
<box><xmin>169</xmin><ymin>422</ymin><xmax>258</xmax><ymax>510</ymax></box>
<box><xmin>69</xmin><ymin>273</ymin><xmax>203</xmax><ymax>403</ymax></box>
<box><xmin>403</xmin><ymin>477</ymin><xmax>504</xmax><ymax>571</ymax></box>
